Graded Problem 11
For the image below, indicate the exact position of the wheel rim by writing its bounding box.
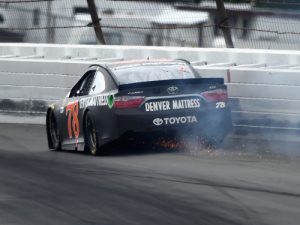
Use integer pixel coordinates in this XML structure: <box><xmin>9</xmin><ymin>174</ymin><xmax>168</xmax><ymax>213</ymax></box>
<box><xmin>86</xmin><ymin>116</ymin><xmax>97</xmax><ymax>155</ymax></box>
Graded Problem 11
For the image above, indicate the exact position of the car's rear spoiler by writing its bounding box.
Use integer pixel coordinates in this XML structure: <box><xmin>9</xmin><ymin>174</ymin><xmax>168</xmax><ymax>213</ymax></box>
<box><xmin>118</xmin><ymin>78</ymin><xmax>224</xmax><ymax>91</ymax></box>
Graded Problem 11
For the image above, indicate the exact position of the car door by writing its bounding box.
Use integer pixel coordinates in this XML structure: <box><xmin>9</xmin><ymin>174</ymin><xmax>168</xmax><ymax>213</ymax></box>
<box><xmin>83</xmin><ymin>69</ymin><xmax>110</xmax><ymax>127</ymax></box>
<box><xmin>60</xmin><ymin>70</ymin><xmax>96</xmax><ymax>148</ymax></box>
<box><xmin>82</xmin><ymin>68</ymin><xmax>119</xmax><ymax>145</ymax></box>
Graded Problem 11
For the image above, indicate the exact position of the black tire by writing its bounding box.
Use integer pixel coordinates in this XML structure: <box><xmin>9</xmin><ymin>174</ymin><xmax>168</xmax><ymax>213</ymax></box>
<box><xmin>47</xmin><ymin>110</ymin><xmax>61</xmax><ymax>151</ymax></box>
<box><xmin>199</xmin><ymin>134</ymin><xmax>225</xmax><ymax>149</ymax></box>
<box><xmin>84</xmin><ymin>112</ymin><xmax>100</xmax><ymax>156</ymax></box>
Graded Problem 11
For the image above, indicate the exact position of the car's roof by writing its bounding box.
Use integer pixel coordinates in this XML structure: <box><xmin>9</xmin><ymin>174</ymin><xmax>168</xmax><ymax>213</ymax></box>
<box><xmin>98</xmin><ymin>59</ymin><xmax>189</xmax><ymax>71</ymax></box>
<box><xmin>106</xmin><ymin>59</ymin><xmax>185</xmax><ymax>68</ymax></box>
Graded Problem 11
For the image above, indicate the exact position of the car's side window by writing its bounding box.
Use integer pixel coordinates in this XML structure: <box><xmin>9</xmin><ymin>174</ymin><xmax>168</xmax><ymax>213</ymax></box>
<box><xmin>79</xmin><ymin>73</ymin><xmax>95</xmax><ymax>96</ymax></box>
<box><xmin>100</xmin><ymin>68</ymin><xmax>118</xmax><ymax>91</ymax></box>
<box><xmin>69</xmin><ymin>71</ymin><xmax>95</xmax><ymax>98</ymax></box>
<box><xmin>89</xmin><ymin>70</ymin><xmax>106</xmax><ymax>95</ymax></box>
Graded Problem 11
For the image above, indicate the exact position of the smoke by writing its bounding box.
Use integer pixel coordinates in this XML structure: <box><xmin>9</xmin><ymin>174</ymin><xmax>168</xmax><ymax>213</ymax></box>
<box><xmin>149</xmin><ymin>97</ymin><xmax>300</xmax><ymax>161</ymax></box>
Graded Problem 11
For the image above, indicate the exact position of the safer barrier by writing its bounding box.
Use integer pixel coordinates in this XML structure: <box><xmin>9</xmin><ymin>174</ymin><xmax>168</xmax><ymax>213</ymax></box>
<box><xmin>1</xmin><ymin>43</ymin><xmax>300</xmax><ymax>132</ymax></box>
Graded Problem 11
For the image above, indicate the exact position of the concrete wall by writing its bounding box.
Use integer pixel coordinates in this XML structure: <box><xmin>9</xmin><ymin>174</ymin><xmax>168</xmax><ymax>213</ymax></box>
<box><xmin>1</xmin><ymin>44</ymin><xmax>300</xmax><ymax>131</ymax></box>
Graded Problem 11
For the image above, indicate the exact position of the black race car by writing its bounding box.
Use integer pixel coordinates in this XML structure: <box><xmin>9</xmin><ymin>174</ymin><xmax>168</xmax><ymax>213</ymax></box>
<box><xmin>46</xmin><ymin>59</ymin><xmax>232</xmax><ymax>155</ymax></box>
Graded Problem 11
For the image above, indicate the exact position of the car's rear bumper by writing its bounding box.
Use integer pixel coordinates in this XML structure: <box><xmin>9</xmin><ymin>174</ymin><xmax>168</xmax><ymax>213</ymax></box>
<box><xmin>116</xmin><ymin>108</ymin><xmax>232</xmax><ymax>138</ymax></box>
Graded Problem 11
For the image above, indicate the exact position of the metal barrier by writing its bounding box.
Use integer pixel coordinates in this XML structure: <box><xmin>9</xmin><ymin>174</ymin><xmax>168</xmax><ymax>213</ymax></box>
<box><xmin>1</xmin><ymin>43</ymin><xmax>300</xmax><ymax>132</ymax></box>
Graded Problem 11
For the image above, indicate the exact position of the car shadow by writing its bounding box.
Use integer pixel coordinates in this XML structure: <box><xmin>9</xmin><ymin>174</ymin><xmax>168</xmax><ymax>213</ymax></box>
<box><xmin>54</xmin><ymin>138</ymin><xmax>180</xmax><ymax>157</ymax></box>
<box><xmin>99</xmin><ymin>138</ymin><xmax>180</xmax><ymax>157</ymax></box>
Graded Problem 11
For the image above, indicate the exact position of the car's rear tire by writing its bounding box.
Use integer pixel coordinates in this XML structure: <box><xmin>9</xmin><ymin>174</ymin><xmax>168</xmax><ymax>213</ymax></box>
<box><xmin>201</xmin><ymin>137</ymin><xmax>223</xmax><ymax>149</ymax></box>
<box><xmin>200</xmin><ymin>133</ymin><xmax>225</xmax><ymax>149</ymax></box>
<box><xmin>84</xmin><ymin>112</ymin><xmax>100</xmax><ymax>156</ymax></box>
<box><xmin>47</xmin><ymin>110</ymin><xmax>61</xmax><ymax>151</ymax></box>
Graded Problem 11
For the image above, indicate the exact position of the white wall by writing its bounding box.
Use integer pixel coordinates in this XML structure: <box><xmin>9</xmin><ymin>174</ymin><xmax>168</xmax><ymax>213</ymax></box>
<box><xmin>1</xmin><ymin>44</ymin><xmax>300</xmax><ymax>131</ymax></box>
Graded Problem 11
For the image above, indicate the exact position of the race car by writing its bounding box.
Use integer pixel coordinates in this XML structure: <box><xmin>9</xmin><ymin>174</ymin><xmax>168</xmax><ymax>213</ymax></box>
<box><xmin>46</xmin><ymin>59</ymin><xmax>232</xmax><ymax>155</ymax></box>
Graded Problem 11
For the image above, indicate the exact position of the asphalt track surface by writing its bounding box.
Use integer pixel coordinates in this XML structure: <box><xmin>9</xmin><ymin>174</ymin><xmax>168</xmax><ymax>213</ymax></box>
<box><xmin>0</xmin><ymin>123</ymin><xmax>300</xmax><ymax>225</ymax></box>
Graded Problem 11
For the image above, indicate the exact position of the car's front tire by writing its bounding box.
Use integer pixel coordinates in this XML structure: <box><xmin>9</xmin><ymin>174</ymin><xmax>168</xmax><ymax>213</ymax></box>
<box><xmin>47</xmin><ymin>110</ymin><xmax>61</xmax><ymax>151</ymax></box>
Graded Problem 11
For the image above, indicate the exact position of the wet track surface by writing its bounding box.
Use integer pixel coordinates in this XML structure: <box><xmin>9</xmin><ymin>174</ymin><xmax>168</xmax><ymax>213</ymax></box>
<box><xmin>0</xmin><ymin>123</ymin><xmax>300</xmax><ymax>225</ymax></box>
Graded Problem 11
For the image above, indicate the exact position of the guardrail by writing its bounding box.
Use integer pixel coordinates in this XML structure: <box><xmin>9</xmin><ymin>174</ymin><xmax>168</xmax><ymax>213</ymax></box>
<box><xmin>1</xmin><ymin>43</ymin><xmax>300</xmax><ymax>133</ymax></box>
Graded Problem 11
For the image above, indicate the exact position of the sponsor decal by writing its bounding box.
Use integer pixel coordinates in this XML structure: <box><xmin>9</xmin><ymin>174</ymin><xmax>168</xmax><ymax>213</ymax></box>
<box><xmin>216</xmin><ymin>102</ymin><xmax>226</xmax><ymax>109</ymax></box>
<box><xmin>79</xmin><ymin>95</ymin><xmax>108</xmax><ymax>109</ymax></box>
<box><xmin>145</xmin><ymin>101</ymin><xmax>170</xmax><ymax>111</ymax></box>
<box><xmin>167</xmin><ymin>86</ymin><xmax>179</xmax><ymax>95</ymax></box>
<box><xmin>153</xmin><ymin>118</ymin><xmax>164</xmax><ymax>126</ymax></box>
<box><xmin>172</xmin><ymin>99</ymin><xmax>200</xmax><ymax>109</ymax></box>
<box><xmin>66</xmin><ymin>101</ymin><xmax>80</xmax><ymax>139</ymax></box>
<box><xmin>153</xmin><ymin>116</ymin><xmax>198</xmax><ymax>126</ymax></box>
<box><xmin>107</xmin><ymin>95</ymin><xmax>115</xmax><ymax>109</ymax></box>
<box><xmin>145</xmin><ymin>99</ymin><xmax>200</xmax><ymax>112</ymax></box>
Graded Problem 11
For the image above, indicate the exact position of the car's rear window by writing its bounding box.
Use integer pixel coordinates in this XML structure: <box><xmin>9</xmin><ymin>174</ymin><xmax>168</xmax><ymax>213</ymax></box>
<box><xmin>111</xmin><ymin>63</ymin><xmax>197</xmax><ymax>84</ymax></box>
